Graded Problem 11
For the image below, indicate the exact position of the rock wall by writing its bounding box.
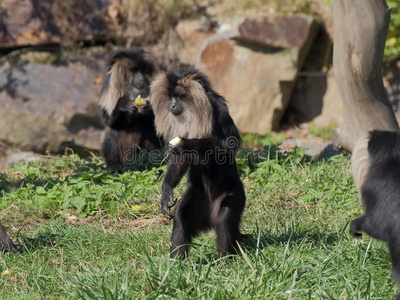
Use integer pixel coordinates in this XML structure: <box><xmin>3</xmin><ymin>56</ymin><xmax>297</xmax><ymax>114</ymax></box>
<box><xmin>0</xmin><ymin>52</ymin><xmax>108</xmax><ymax>167</ymax></box>
<box><xmin>0</xmin><ymin>0</ymin><xmax>114</xmax><ymax>48</ymax></box>
<box><xmin>1</xmin><ymin>0</ymin><xmax>399</xmax><ymax>168</ymax></box>
<box><xmin>176</xmin><ymin>15</ymin><xmax>323</xmax><ymax>134</ymax></box>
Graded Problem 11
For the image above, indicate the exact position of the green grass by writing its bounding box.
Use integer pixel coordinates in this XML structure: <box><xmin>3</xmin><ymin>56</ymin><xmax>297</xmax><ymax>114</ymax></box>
<box><xmin>0</xmin><ymin>149</ymin><xmax>398</xmax><ymax>299</ymax></box>
<box><xmin>242</xmin><ymin>132</ymin><xmax>286</xmax><ymax>148</ymax></box>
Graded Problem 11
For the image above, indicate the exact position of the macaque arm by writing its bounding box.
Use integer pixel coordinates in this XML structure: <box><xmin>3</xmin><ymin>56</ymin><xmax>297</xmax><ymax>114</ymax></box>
<box><xmin>102</xmin><ymin>98</ymin><xmax>136</xmax><ymax>129</ymax></box>
<box><xmin>160</xmin><ymin>159</ymin><xmax>188</xmax><ymax>217</ymax></box>
<box><xmin>102</xmin><ymin>108</ymin><xmax>120</xmax><ymax>128</ymax></box>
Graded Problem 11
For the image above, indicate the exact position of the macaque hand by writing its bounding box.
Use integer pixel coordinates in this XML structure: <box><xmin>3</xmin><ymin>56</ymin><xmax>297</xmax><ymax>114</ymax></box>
<box><xmin>160</xmin><ymin>193</ymin><xmax>176</xmax><ymax>219</ymax></box>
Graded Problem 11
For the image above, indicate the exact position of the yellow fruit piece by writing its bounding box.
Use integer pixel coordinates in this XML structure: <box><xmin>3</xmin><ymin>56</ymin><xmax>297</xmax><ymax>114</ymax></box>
<box><xmin>134</xmin><ymin>95</ymin><xmax>145</xmax><ymax>106</ymax></box>
<box><xmin>1</xmin><ymin>270</ymin><xmax>11</xmax><ymax>276</ymax></box>
<box><xmin>169</xmin><ymin>137</ymin><xmax>182</xmax><ymax>146</ymax></box>
<box><xmin>132</xmin><ymin>205</ymin><xmax>146</xmax><ymax>211</ymax></box>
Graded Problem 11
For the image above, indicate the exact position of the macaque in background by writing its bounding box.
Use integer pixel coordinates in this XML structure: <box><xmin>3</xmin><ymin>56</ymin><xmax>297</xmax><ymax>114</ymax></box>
<box><xmin>99</xmin><ymin>49</ymin><xmax>162</xmax><ymax>170</ymax></box>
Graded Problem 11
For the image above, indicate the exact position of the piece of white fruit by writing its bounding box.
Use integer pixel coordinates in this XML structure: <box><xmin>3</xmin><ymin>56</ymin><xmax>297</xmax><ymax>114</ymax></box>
<box><xmin>134</xmin><ymin>95</ymin><xmax>144</xmax><ymax>106</ymax></box>
<box><xmin>169</xmin><ymin>137</ymin><xmax>182</xmax><ymax>146</ymax></box>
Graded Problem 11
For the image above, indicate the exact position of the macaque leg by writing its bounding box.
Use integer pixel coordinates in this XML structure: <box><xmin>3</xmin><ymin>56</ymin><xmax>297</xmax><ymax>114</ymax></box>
<box><xmin>215</xmin><ymin>195</ymin><xmax>243</xmax><ymax>257</ymax></box>
<box><xmin>170</xmin><ymin>183</ymin><xmax>209</xmax><ymax>259</ymax></box>
<box><xmin>349</xmin><ymin>215</ymin><xmax>366</xmax><ymax>239</ymax></box>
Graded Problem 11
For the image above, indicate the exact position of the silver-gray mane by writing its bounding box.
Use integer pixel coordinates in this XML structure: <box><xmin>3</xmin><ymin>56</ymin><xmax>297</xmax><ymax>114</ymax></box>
<box><xmin>150</xmin><ymin>73</ymin><xmax>213</xmax><ymax>142</ymax></box>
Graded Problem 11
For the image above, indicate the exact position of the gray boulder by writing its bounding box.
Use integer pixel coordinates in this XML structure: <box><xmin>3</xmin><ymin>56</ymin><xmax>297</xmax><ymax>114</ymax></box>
<box><xmin>0</xmin><ymin>0</ymin><xmax>113</xmax><ymax>49</ymax></box>
<box><xmin>0</xmin><ymin>55</ymin><xmax>107</xmax><ymax>157</ymax></box>
<box><xmin>0</xmin><ymin>60</ymin><xmax>105</xmax><ymax>126</ymax></box>
<box><xmin>0</xmin><ymin>108</ymin><xmax>72</xmax><ymax>153</ymax></box>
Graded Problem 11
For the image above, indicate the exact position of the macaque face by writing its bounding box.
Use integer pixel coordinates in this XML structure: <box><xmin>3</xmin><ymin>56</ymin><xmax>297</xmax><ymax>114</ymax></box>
<box><xmin>100</xmin><ymin>49</ymin><xmax>157</xmax><ymax>116</ymax></box>
<box><xmin>128</xmin><ymin>64</ymin><xmax>153</xmax><ymax>101</ymax></box>
<box><xmin>166</xmin><ymin>82</ymin><xmax>199</xmax><ymax>117</ymax></box>
<box><xmin>150</xmin><ymin>70</ymin><xmax>214</xmax><ymax>140</ymax></box>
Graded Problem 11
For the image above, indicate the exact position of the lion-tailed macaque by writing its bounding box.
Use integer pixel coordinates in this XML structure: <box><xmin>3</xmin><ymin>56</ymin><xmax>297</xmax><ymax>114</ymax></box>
<box><xmin>351</xmin><ymin>130</ymin><xmax>400</xmax><ymax>300</ymax></box>
<box><xmin>150</xmin><ymin>68</ymin><xmax>246</xmax><ymax>258</ymax></box>
<box><xmin>99</xmin><ymin>49</ymin><xmax>162</xmax><ymax>170</ymax></box>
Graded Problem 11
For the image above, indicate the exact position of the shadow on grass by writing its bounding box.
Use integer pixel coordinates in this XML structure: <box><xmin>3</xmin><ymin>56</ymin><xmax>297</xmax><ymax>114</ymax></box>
<box><xmin>0</xmin><ymin>171</ymin><xmax>64</xmax><ymax>194</ymax></box>
<box><xmin>93</xmin><ymin>150</ymin><xmax>167</xmax><ymax>174</ymax></box>
<box><xmin>20</xmin><ymin>232</ymin><xmax>60</xmax><ymax>250</ymax></box>
<box><xmin>71</xmin><ymin>154</ymin><xmax>166</xmax><ymax>183</ymax></box>
<box><xmin>188</xmin><ymin>229</ymin><xmax>342</xmax><ymax>264</ymax></box>
<box><xmin>239</xmin><ymin>229</ymin><xmax>340</xmax><ymax>253</ymax></box>
<box><xmin>0</xmin><ymin>158</ymin><xmax>164</xmax><ymax>194</ymax></box>
<box><xmin>237</xmin><ymin>144</ymin><xmax>348</xmax><ymax>177</ymax></box>
<box><xmin>1</xmin><ymin>231</ymin><xmax>61</xmax><ymax>254</ymax></box>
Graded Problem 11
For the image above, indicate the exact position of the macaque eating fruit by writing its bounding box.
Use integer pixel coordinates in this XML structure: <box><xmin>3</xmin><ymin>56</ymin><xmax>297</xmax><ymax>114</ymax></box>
<box><xmin>99</xmin><ymin>49</ymin><xmax>162</xmax><ymax>170</ymax></box>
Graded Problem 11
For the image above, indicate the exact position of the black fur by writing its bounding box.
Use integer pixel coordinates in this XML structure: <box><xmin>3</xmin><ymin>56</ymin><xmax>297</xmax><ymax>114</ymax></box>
<box><xmin>0</xmin><ymin>221</ymin><xmax>16</xmax><ymax>251</ymax></box>
<box><xmin>158</xmin><ymin>69</ymin><xmax>246</xmax><ymax>258</ymax></box>
<box><xmin>101</xmin><ymin>49</ymin><xmax>162</xmax><ymax>169</ymax></box>
<box><xmin>350</xmin><ymin>130</ymin><xmax>400</xmax><ymax>296</ymax></box>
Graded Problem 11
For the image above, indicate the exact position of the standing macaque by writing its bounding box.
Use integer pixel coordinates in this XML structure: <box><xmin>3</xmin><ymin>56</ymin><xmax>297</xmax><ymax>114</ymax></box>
<box><xmin>99</xmin><ymin>49</ymin><xmax>162</xmax><ymax>170</ymax></box>
<box><xmin>350</xmin><ymin>130</ymin><xmax>400</xmax><ymax>299</ymax></box>
<box><xmin>150</xmin><ymin>68</ymin><xmax>246</xmax><ymax>258</ymax></box>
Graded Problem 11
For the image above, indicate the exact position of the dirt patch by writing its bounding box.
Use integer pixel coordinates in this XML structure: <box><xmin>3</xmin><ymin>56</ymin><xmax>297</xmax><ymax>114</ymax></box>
<box><xmin>61</xmin><ymin>211</ymin><xmax>170</xmax><ymax>233</ymax></box>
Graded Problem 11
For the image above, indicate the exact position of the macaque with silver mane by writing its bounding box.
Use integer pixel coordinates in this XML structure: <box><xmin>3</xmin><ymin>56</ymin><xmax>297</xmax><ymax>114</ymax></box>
<box><xmin>150</xmin><ymin>68</ymin><xmax>246</xmax><ymax>258</ymax></box>
<box><xmin>99</xmin><ymin>49</ymin><xmax>162</xmax><ymax>170</ymax></box>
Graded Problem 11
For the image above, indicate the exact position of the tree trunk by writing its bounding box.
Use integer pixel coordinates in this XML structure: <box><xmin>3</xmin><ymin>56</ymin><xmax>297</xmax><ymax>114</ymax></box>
<box><xmin>332</xmin><ymin>0</ymin><xmax>399</xmax><ymax>152</ymax></box>
<box><xmin>0</xmin><ymin>221</ymin><xmax>16</xmax><ymax>251</ymax></box>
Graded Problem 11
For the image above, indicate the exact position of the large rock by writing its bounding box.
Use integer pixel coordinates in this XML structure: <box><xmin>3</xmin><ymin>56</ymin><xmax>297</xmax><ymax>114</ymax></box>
<box><xmin>6</xmin><ymin>152</ymin><xmax>45</xmax><ymax>167</ymax></box>
<box><xmin>174</xmin><ymin>19</ymin><xmax>216</xmax><ymax>66</ymax></box>
<box><xmin>237</xmin><ymin>16</ymin><xmax>312</xmax><ymax>48</ymax></box>
<box><xmin>0</xmin><ymin>108</ymin><xmax>72</xmax><ymax>153</ymax></box>
<box><xmin>282</xmin><ymin>28</ymin><xmax>341</xmax><ymax>128</ymax></box>
<box><xmin>73</xmin><ymin>127</ymin><xmax>106</xmax><ymax>153</ymax></box>
<box><xmin>284</xmin><ymin>74</ymin><xmax>342</xmax><ymax>128</ymax></box>
<box><xmin>311</xmin><ymin>76</ymin><xmax>342</xmax><ymax>127</ymax></box>
<box><xmin>197</xmin><ymin>15</ymin><xmax>319</xmax><ymax>133</ymax></box>
<box><xmin>0</xmin><ymin>0</ymin><xmax>199</xmax><ymax>49</ymax></box>
<box><xmin>0</xmin><ymin>142</ymin><xmax>13</xmax><ymax>170</ymax></box>
<box><xmin>0</xmin><ymin>55</ymin><xmax>107</xmax><ymax>154</ymax></box>
<box><xmin>0</xmin><ymin>59</ymin><xmax>105</xmax><ymax>126</ymax></box>
<box><xmin>199</xmin><ymin>37</ymin><xmax>297</xmax><ymax>133</ymax></box>
<box><xmin>217</xmin><ymin>15</ymin><xmax>318</xmax><ymax>69</ymax></box>
<box><xmin>0</xmin><ymin>0</ymin><xmax>114</xmax><ymax>48</ymax></box>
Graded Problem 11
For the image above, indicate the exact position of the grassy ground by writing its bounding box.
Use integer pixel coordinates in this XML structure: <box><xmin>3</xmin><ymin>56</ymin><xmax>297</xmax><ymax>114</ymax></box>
<box><xmin>0</xmin><ymin>148</ymin><xmax>397</xmax><ymax>299</ymax></box>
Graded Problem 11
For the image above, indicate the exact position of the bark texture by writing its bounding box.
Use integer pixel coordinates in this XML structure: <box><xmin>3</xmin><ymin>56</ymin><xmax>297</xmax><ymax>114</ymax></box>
<box><xmin>332</xmin><ymin>0</ymin><xmax>399</xmax><ymax>152</ymax></box>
